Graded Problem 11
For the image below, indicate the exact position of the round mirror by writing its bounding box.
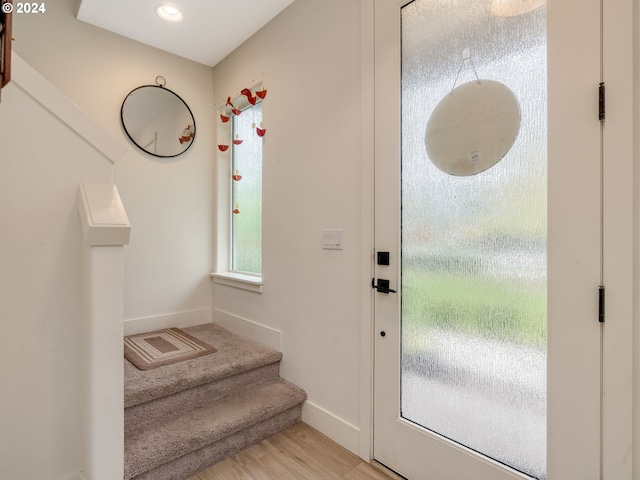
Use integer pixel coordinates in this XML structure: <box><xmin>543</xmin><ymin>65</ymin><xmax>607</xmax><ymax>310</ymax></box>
<box><xmin>121</xmin><ymin>84</ymin><xmax>196</xmax><ymax>158</ymax></box>
<box><xmin>425</xmin><ymin>79</ymin><xmax>520</xmax><ymax>176</ymax></box>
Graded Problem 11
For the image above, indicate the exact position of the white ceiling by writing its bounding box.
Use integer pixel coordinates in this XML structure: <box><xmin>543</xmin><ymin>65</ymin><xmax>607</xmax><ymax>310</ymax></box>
<box><xmin>76</xmin><ymin>0</ymin><xmax>295</xmax><ymax>67</ymax></box>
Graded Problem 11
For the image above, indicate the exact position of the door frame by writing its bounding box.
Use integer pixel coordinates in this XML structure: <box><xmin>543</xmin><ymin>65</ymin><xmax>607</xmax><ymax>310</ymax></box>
<box><xmin>599</xmin><ymin>0</ymin><xmax>634</xmax><ymax>478</ymax></box>
<box><xmin>357</xmin><ymin>0</ymin><xmax>634</xmax><ymax>477</ymax></box>
<box><xmin>358</xmin><ymin>0</ymin><xmax>376</xmax><ymax>463</ymax></box>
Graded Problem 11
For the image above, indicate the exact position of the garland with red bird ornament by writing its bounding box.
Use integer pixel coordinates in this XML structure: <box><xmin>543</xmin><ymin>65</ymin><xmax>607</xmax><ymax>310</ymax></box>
<box><xmin>217</xmin><ymin>82</ymin><xmax>268</xmax><ymax>215</ymax></box>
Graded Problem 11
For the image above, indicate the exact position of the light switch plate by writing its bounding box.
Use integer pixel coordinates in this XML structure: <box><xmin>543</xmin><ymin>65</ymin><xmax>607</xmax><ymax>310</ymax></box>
<box><xmin>323</xmin><ymin>229</ymin><xmax>343</xmax><ymax>250</ymax></box>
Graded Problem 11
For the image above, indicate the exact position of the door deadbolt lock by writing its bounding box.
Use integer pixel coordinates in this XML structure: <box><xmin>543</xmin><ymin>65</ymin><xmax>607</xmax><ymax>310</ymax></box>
<box><xmin>377</xmin><ymin>251</ymin><xmax>390</xmax><ymax>266</ymax></box>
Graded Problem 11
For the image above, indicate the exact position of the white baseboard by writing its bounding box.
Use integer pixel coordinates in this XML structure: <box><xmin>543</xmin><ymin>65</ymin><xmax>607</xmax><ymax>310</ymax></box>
<box><xmin>209</xmin><ymin>312</ymin><xmax>359</xmax><ymax>456</ymax></box>
<box><xmin>212</xmin><ymin>308</ymin><xmax>282</xmax><ymax>351</ymax></box>
<box><xmin>302</xmin><ymin>400</ymin><xmax>361</xmax><ymax>457</ymax></box>
<box><xmin>124</xmin><ymin>308</ymin><xmax>212</xmax><ymax>336</ymax></box>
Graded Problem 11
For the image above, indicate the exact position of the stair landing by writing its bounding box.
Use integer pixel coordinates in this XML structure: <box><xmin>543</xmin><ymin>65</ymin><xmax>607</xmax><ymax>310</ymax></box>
<box><xmin>125</xmin><ymin>323</ymin><xmax>283</xmax><ymax>408</ymax></box>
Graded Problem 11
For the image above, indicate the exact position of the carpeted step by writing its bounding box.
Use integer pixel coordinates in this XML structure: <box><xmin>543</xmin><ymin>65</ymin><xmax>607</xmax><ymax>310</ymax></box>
<box><xmin>124</xmin><ymin>323</ymin><xmax>286</xmax><ymax>436</ymax></box>
<box><xmin>124</xmin><ymin>377</ymin><xmax>307</xmax><ymax>480</ymax></box>
<box><xmin>125</xmin><ymin>323</ymin><xmax>283</xmax><ymax>408</ymax></box>
<box><xmin>125</xmin><ymin>361</ymin><xmax>282</xmax><ymax>436</ymax></box>
<box><xmin>131</xmin><ymin>405</ymin><xmax>302</xmax><ymax>480</ymax></box>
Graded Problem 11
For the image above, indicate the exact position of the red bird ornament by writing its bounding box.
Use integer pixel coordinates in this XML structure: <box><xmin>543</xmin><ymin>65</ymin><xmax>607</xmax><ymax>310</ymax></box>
<box><xmin>241</xmin><ymin>88</ymin><xmax>257</xmax><ymax>105</ymax></box>
<box><xmin>179</xmin><ymin>125</ymin><xmax>194</xmax><ymax>144</ymax></box>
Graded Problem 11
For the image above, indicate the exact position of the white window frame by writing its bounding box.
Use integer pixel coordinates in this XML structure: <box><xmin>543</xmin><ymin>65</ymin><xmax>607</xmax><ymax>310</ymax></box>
<box><xmin>212</xmin><ymin>84</ymin><xmax>264</xmax><ymax>293</ymax></box>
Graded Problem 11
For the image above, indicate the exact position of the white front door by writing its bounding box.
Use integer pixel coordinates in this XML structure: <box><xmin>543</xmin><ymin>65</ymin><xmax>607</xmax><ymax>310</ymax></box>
<box><xmin>372</xmin><ymin>0</ymin><xmax>612</xmax><ymax>478</ymax></box>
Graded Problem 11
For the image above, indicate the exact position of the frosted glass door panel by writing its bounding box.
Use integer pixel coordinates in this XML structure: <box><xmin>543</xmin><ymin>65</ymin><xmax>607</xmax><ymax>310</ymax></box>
<box><xmin>401</xmin><ymin>1</ymin><xmax>546</xmax><ymax>479</ymax></box>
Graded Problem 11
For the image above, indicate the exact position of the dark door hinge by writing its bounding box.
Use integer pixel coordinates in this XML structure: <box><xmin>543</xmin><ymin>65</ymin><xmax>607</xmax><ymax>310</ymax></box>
<box><xmin>599</xmin><ymin>286</ymin><xmax>605</xmax><ymax>323</ymax></box>
<box><xmin>599</xmin><ymin>82</ymin><xmax>605</xmax><ymax>122</ymax></box>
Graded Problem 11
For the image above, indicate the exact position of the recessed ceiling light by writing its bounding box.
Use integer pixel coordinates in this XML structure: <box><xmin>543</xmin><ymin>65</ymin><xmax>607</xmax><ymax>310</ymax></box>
<box><xmin>156</xmin><ymin>5</ymin><xmax>183</xmax><ymax>22</ymax></box>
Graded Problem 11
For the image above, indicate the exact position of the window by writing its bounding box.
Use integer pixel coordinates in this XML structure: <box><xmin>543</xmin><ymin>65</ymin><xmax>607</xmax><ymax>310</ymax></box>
<box><xmin>213</xmin><ymin>86</ymin><xmax>265</xmax><ymax>292</ymax></box>
<box><xmin>231</xmin><ymin>101</ymin><xmax>262</xmax><ymax>275</ymax></box>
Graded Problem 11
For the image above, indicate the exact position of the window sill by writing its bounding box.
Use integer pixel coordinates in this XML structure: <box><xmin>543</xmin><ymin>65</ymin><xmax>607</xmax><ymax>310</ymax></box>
<box><xmin>210</xmin><ymin>272</ymin><xmax>263</xmax><ymax>293</ymax></box>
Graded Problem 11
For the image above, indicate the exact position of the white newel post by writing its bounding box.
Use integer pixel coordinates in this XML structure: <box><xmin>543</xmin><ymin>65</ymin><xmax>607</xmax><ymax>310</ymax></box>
<box><xmin>78</xmin><ymin>183</ymin><xmax>131</xmax><ymax>480</ymax></box>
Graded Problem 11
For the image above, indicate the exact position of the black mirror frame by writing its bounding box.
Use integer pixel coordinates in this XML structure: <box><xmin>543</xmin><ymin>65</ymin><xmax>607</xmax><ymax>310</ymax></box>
<box><xmin>121</xmin><ymin>84</ymin><xmax>196</xmax><ymax>158</ymax></box>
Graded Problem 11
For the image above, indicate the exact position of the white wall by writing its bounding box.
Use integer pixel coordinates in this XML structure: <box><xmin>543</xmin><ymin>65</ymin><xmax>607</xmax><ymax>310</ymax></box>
<box><xmin>0</xmin><ymin>80</ymin><xmax>111</xmax><ymax>479</ymax></box>
<box><xmin>1</xmin><ymin>2</ymin><xmax>215</xmax><ymax>478</ymax></box>
<box><xmin>12</xmin><ymin>0</ymin><xmax>215</xmax><ymax>329</ymax></box>
<box><xmin>211</xmin><ymin>0</ymin><xmax>365</xmax><ymax>450</ymax></box>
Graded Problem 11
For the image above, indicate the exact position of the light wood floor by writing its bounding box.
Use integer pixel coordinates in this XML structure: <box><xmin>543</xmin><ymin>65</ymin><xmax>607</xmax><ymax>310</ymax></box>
<box><xmin>188</xmin><ymin>422</ymin><xmax>404</xmax><ymax>480</ymax></box>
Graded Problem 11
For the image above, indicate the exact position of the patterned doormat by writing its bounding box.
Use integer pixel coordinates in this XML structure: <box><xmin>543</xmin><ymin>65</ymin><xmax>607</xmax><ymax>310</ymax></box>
<box><xmin>124</xmin><ymin>327</ymin><xmax>216</xmax><ymax>371</ymax></box>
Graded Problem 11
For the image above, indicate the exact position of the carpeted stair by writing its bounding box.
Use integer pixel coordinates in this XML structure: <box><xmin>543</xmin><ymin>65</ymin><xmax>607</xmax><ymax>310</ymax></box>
<box><xmin>124</xmin><ymin>323</ymin><xmax>307</xmax><ymax>480</ymax></box>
